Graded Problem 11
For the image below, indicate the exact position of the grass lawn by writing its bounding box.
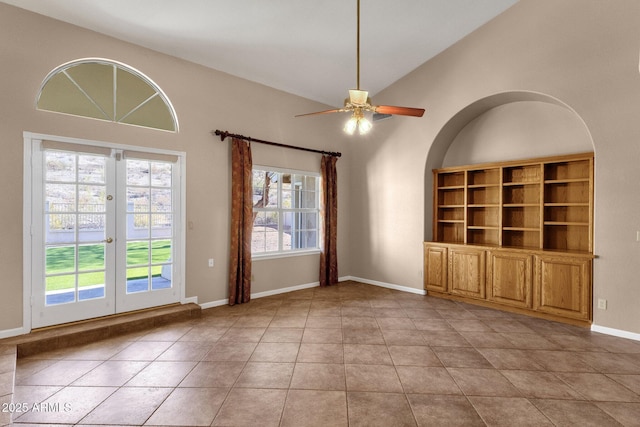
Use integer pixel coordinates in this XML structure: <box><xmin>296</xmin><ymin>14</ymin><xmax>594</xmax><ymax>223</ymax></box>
<box><xmin>45</xmin><ymin>240</ymin><xmax>171</xmax><ymax>291</ymax></box>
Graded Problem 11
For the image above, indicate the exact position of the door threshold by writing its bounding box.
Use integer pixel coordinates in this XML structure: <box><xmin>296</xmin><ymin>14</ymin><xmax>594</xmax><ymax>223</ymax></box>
<box><xmin>3</xmin><ymin>303</ymin><xmax>201</xmax><ymax>357</ymax></box>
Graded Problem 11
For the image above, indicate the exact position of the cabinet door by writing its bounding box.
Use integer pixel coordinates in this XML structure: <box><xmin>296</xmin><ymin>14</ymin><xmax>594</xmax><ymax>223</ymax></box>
<box><xmin>449</xmin><ymin>247</ymin><xmax>485</xmax><ymax>299</ymax></box>
<box><xmin>487</xmin><ymin>251</ymin><xmax>532</xmax><ymax>308</ymax></box>
<box><xmin>534</xmin><ymin>255</ymin><xmax>591</xmax><ymax>320</ymax></box>
<box><xmin>424</xmin><ymin>244</ymin><xmax>448</xmax><ymax>292</ymax></box>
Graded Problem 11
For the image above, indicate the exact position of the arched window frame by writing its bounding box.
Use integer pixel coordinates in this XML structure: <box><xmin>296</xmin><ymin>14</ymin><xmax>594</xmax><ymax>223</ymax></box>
<box><xmin>36</xmin><ymin>58</ymin><xmax>179</xmax><ymax>132</ymax></box>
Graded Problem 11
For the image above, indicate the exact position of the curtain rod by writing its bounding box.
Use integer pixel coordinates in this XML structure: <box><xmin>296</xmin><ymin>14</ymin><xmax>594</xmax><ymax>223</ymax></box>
<box><xmin>212</xmin><ymin>130</ymin><xmax>342</xmax><ymax>158</ymax></box>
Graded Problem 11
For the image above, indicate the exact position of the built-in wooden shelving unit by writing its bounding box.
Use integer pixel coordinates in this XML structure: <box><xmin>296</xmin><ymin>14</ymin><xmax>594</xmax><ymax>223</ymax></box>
<box><xmin>426</xmin><ymin>152</ymin><xmax>594</xmax><ymax>326</ymax></box>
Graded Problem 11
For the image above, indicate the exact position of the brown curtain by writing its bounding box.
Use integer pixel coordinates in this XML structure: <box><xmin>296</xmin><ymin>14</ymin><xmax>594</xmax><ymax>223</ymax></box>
<box><xmin>228</xmin><ymin>138</ymin><xmax>253</xmax><ymax>305</ymax></box>
<box><xmin>319</xmin><ymin>155</ymin><xmax>338</xmax><ymax>286</ymax></box>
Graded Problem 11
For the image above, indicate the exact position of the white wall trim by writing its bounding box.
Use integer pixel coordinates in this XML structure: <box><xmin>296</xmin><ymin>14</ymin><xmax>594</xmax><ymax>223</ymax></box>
<box><xmin>345</xmin><ymin>276</ymin><xmax>427</xmax><ymax>295</ymax></box>
<box><xmin>591</xmin><ymin>324</ymin><xmax>640</xmax><ymax>342</ymax></box>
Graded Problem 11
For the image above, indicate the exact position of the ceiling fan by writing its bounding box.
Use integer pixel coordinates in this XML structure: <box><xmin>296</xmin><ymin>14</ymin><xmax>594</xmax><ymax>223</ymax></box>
<box><xmin>295</xmin><ymin>0</ymin><xmax>425</xmax><ymax>135</ymax></box>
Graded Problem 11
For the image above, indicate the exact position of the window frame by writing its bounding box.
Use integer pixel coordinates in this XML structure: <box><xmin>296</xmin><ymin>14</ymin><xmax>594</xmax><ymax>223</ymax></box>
<box><xmin>252</xmin><ymin>165</ymin><xmax>321</xmax><ymax>260</ymax></box>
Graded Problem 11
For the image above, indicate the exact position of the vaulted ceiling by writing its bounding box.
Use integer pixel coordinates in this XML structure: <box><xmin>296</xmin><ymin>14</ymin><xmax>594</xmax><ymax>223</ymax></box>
<box><xmin>2</xmin><ymin>0</ymin><xmax>518</xmax><ymax>106</ymax></box>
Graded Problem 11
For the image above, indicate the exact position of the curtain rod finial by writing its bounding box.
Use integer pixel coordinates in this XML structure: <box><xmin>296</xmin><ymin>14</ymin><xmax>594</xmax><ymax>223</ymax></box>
<box><xmin>213</xmin><ymin>130</ymin><xmax>229</xmax><ymax>141</ymax></box>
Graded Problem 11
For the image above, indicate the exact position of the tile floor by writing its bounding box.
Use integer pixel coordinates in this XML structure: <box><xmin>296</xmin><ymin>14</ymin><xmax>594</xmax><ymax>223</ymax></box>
<box><xmin>10</xmin><ymin>281</ymin><xmax>640</xmax><ymax>426</ymax></box>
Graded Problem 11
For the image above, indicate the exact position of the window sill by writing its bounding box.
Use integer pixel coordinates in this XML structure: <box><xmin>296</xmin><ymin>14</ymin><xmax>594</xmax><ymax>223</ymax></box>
<box><xmin>252</xmin><ymin>249</ymin><xmax>321</xmax><ymax>261</ymax></box>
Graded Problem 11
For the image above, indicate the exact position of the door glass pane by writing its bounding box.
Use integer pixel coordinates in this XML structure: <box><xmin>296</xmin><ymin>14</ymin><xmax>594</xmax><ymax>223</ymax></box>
<box><xmin>46</xmin><ymin>274</ymin><xmax>75</xmax><ymax>305</ymax></box>
<box><xmin>78</xmin><ymin>272</ymin><xmax>105</xmax><ymax>301</ymax></box>
<box><xmin>78</xmin><ymin>155</ymin><xmax>106</xmax><ymax>183</ymax></box>
<box><xmin>125</xmin><ymin>159</ymin><xmax>173</xmax><ymax>294</ymax></box>
<box><xmin>127</xmin><ymin>267</ymin><xmax>150</xmax><ymax>293</ymax></box>
<box><xmin>44</xmin><ymin>151</ymin><xmax>108</xmax><ymax>306</ymax></box>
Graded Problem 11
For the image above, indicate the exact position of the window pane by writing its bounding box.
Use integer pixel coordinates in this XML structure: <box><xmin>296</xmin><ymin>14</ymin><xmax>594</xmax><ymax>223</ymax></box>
<box><xmin>78</xmin><ymin>155</ymin><xmax>106</xmax><ymax>183</ymax></box>
<box><xmin>46</xmin><ymin>274</ymin><xmax>76</xmax><ymax>305</ymax></box>
<box><xmin>78</xmin><ymin>272</ymin><xmax>105</xmax><ymax>300</ymax></box>
<box><xmin>151</xmin><ymin>239</ymin><xmax>172</xmax><ymax>263</ymax></box>
<box><xmin>252</xmin><ymin>211</ymin><xmax>279</xmax><ymax>253</ymax></box>
<box><xmin>46</xmin><ymin>245</ymin><xmax>75</xmax><ymax>274</ymax></box>
<box><xmin>127</xmin><ymin>267</ymin><xmax>150</xmax><ymax>293</ymax></box>
<box><xmin>151</xmin><ymin>162</ymin><xmax>172</xmax><ymax>187</ymax></box>
<box><xmin>151</xmin><ymin>188</ymin><xmax>171</xmax><ymax>212</ymax></box>
<box><xmin>78</xmin><ymin>214</ymin><xmax>105</xmax><ymax>242</ymax></box>
<box><xmin>127</xmin><ymin>159</ymin><xmax>150</xmax><ymax>186</ymax></box>
<box><xmin>127</xmin><ymin>187</ymin><xmax>150</xmax><ymax>211</ymax></box>
<box><xmin>78</xmin><ymin>244</ymin><xmax>105</xmax><ymax>271</ymax></box>
<box><xmin>46</xmin><ymin>152</ymin><xmax>76</xmax><ymax>182</ymax></box>
<box><xmin>127</xmin><ymin>241</ymin><xmax>149</xmax><ymax>266</ymax></box>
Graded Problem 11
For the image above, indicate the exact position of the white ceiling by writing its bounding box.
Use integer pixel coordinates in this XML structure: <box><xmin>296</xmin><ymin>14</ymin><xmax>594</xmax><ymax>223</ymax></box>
<box><xmin>2</xmin><ymin>0</ymin><xmax>518</xmax><ymax>106</ymax></box>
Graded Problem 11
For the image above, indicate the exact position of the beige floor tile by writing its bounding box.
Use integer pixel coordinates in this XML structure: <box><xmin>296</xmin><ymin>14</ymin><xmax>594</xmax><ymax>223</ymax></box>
<box><xmin>110</xmin><ymin>340</ymin><xmax>173</xmax><ymax>361</ymax></box>
<box><xmin>14</xmin><ymin>386</ymin><xmax>117</xmax><ymax>424</ymax></box>
<box><xmin>9</xmin><ymin>281</ymin><xmax>640</xmax><ymax>427</ymax></box>
<box><xmin>345</xmin><ymin>364</ymin><xmax>403</xmax><ymax>392</ymax></box>
<box><xmin>343</xmin><ymin>344</ymin><xmax>392</xmax><ymax>365</ymax></box>
<box><xmin>531</xmin><ymin>398</ymin><xmax>623</xmax><ymax>426</ymax></box>
<box><xmin>234</xmin><ymin>362</ymin><xmax>294</xmax><ymax>388</ymax></box>
<box><xmin>72</xmin><ymin>360</ymin><xmax>148</xmax><ymax>386</ymax></box>
<box><xmin>290</xmin><ymin>362</ymin><xmax>346</xmax><ymax>390</ymax></box>
<box><xmin>396</xmin><ymin>366</ymin><xmax>462</xmax><ymax>394</ymax></box>
<box><xmin>260</xmin><ymin>327</ymin><xmax>304</xmax><ymax>342</ymax></box>
<box><xmin>469</xmin><ymin>396</ymin><xmax>554</xmax><ymax>426</ymax></box>
<box><xmin>596</xmin><ymin>401</ymin><xmax>640</xmax><ymax>426</ymax></box>
<box><xmin>179</xmin><ymin>360</ymin><xmax>244</xmax><ymax>387</ymax></box>
<box><xmin>203</xmin><ymin>341</ymin><xmax>257</xmax><ymax>362</ymax></box>
<box><xmin>281</xmin><ymin>389</ymin><xmax>347</xmax><ymax>427</ymax></box>
<box><xmin>347</xmin><ymin>392</ymin><xmax>416</xmax><ymax>427</ymax></box>
<box><xmin>408</xmin><ymin>394</ymin><xmax>485</xmax><ymax>427</ymax></box>
<box><xmin>301</xmin><ymin>327</ymin><xmax>343</xmax><ymax>343</ymax></box>
<box><xmin>297</xmin><ymin>343</ymin><xmax>344</xmax><ymax>363</ymax></box>
<box><xmin>126</xmin><ymin>361</ymin><xmax>197</xmax><ymax>387</ymax></box>
<box><xmin>447</xmin><ymin>368</ymin><xmax>522</xmax><ymax>397</ymax></box>
<box><xmin>249</xmin><ymin>342</ymin><xmax>300</xmax><ymax>362</ymax></box>
<box><xmin>213</xmin><ymin>388</ymin><xmax>286</xmax><ymax>427</ymax></box>
<box><xmin>80</xmin><ymin>387</ymin><xmax>172</xmax><ymax>425</ymax></box>
<box><xmin>388</xmin><ymin>345</ymin><xmax>442</xmax><ymax>366</ymax></box>
<box><xmin>556</xmin><ymin>372</ymin><xmax>640</xmax><ymax>402</ymax></box>
<box><xmin>17</xmin><ymin>360</ymin><xmax>103</xmax><ymax>386</ymax></box>
<box><xmin>146</xmin><ymin>387</ymin><xmax>228</xmax><ymax>426</ymax></box>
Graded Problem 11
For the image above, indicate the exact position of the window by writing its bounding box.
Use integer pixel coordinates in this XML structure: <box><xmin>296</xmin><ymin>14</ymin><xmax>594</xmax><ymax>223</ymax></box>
<box><xmin>252</xmin><ymin>167</ymin><xmax>320</xmax><ymax>256</ymax></box>
<box><xmin>36</xmin><ymin>59</ymin><xmax>178</xmax><ymax>132</ymax></box>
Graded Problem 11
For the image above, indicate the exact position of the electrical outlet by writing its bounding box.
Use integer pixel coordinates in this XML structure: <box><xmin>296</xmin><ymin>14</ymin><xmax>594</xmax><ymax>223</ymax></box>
<box><xmin>637</xmin><ymin>231</ymin><xmax>640</xmax><ymax>242</ymax></box>
<box><xmin>597</xmin><ymin>299</ymin><xmax>607</xmax><ymax>310</ymax></box>
<box><xmin>208</xmin><ymin>258</ymin><xmax>214</xmax><ymax>268</ymax></box>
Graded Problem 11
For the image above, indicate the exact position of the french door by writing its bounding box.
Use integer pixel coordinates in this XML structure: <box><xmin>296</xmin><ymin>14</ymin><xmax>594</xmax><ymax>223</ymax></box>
<box><xmin>29</xmin><ymin>137</ymin><xmax>183</xmax><ymax>328</ymax></box>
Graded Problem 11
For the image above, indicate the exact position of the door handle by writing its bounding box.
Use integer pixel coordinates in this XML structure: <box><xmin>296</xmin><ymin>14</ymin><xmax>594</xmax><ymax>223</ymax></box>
<box><xmin>104</xmin><ymin>237</ymin><xmax>113</xmax><ymax>244</ymax></box>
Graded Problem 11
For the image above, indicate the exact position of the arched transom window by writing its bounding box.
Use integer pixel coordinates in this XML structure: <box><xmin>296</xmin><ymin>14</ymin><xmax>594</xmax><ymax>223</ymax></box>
<box><xmin>36</xmin><ymin>58</ymin><xmax>178</xmax><ymax>132</ymax></box>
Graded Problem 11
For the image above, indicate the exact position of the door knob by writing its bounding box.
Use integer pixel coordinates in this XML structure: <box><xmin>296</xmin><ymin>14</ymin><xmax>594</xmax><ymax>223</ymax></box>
<box><xmin>104</xmin><ymin>237</ymin><xmax>113</xmax><ymax>243</ymax></box>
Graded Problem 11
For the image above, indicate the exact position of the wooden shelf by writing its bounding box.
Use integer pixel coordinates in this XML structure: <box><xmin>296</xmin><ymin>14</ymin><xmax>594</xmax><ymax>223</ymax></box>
<box><xmin>433</xmin><ymin>152</ymin><xmax>593</xmax><ymax>252</ymax></box>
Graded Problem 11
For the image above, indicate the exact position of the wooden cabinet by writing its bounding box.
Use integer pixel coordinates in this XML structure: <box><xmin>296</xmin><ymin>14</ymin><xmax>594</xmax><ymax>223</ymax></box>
<box><xmin>426</xmin><ymin>152</ymin><xmax>594</xmax><ymax>326</ymax></box>
<box><xmin>424</xmin><ymin>244</ymin><xmax>447</xmax><ymax>292</ymax></box>
<box><xmin>535</xmin><ymin>254</ymin><xmax>591</xmax><ymax>321</ymax></box>
<box><xmin>424</xmin><ymin>242</ymin><xmax>592</xmax><ymax>325</ymax></box>
<box><xmin>487</xmin><ymin>251</ymin><xmax>532</xmax><ymax>309</ymax></box>
<box><xmin>449</xmin><ymin>246</ymin><xmax>485</xmax><ymax>299</ymax></box>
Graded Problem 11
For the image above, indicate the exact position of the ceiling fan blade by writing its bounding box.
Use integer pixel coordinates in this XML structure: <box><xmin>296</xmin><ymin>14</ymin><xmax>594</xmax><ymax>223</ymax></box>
<box><xmin>295</xmin><ymin>109</ymin><xmax>342</xmax><ymax>118</ymax></box>
<box><xmin>374</xmin><ymin>105</ymin><xmax>425</xmax><ymax>117</ymax></box>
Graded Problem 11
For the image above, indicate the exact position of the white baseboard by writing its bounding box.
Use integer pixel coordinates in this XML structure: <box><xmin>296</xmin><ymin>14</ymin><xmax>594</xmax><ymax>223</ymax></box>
<box><xmin>0</xmin><ymin>326</ymin><xmax>29</xmax><ymax>340</ymax></box>
<box><xmin>200</xmin><ymin>280</ymin><xmax>323</xmax><ymax>310</ymax></box>
<box><xmin>182</xmin><ymin>296</ymin><xmax>198</xmax><ymax>305</ymax></box>
<box><xmin>345</xmin><ymin>276</ymin><xmax>426</xmax><ymax>296</ymax></box>
<box><xmin>591</xmin><ymin>324</ymin><xmax>640</xmax><ymax>342</ymax></box>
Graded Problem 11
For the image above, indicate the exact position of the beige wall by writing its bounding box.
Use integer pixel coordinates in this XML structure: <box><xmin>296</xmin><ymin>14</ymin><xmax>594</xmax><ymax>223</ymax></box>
<box><xmin>348</xmin><ymin>0</ymin><xmax>640</xmax><ymax>334</ymax></box>
<box><xmin>4</xmin><ymin>0</ymin><xmax>640</xmax><ymax>337</ymax></box>
<box><xmin>0</xmin><ymin>3</ymin><xmax>352</xmax><ymax>332</ymax></box>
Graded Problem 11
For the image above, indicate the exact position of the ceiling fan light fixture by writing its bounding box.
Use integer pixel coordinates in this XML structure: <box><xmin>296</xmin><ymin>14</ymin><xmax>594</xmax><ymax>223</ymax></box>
<box><xmin>344</xmin><ymin>109</ymin><xmax>371</xmax><ymax>135</ymax></box>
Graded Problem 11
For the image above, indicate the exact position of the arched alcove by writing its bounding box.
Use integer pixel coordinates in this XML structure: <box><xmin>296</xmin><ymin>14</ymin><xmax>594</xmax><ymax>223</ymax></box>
<box><xmin>36</xmin><ymin>58</ymin><xmax>179</xmax><ymax>132</ymax></box>
<box><xmin>424</xmin><ymin>91</ymin><xmax>595</xmax><ymax>240</ymax></box>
